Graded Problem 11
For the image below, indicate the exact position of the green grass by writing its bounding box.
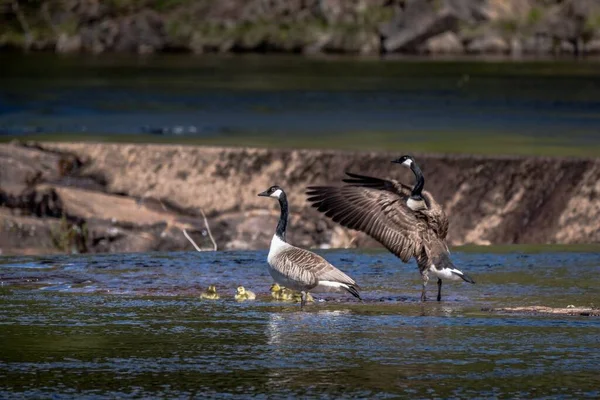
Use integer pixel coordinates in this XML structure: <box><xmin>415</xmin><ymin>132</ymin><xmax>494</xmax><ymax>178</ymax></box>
<box><xmin>3</xmin><ymin>131</ymin><xmax>597</xmax><ymax>159</ymax></box>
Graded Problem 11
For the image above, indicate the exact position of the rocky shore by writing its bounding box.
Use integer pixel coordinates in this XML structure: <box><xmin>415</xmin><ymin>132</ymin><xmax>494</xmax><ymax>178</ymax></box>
<box><xmin>2</xmin><ymin>0</ymin><xmax>600</xmax><ymax>56</ymax></box>
<box><xmin>0</xmin><ymin>141</ymin><xmax>598</xmax><ymax>255</ymax></box>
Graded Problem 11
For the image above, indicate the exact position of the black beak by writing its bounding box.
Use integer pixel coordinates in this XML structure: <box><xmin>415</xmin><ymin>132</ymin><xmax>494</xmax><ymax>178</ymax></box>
<box><xmin>391</xmin><ymin>159</ymin><xmax>402</xmax><ymax>164</ymax></box>
<box><xmin>257</xmin><ymin>190</ymin><xmax>270</xmax><ymax>197</ymax></box>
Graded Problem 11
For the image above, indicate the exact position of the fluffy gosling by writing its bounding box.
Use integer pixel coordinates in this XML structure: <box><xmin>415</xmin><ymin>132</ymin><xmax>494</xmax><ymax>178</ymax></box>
<box><xmin>235</xmin><ymin>286</ymin><xmax>256</xmax><ymax>301</ymax></box>
<box><xmin>200</xmin><ymin>285</ymin><xmax>220</xmax><ymax>300</ymax></box>
<box><xmin>270</xmin><ymin>283</ymin><xmax>314</xmax><ymax>303</ymax></box>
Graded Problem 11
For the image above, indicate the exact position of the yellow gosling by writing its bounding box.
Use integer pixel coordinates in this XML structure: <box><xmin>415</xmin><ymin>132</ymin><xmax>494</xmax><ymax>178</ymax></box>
<box><xmin>235</xmin><ymin>286</ymin><xmax>256</xmax><ymax>301</ymax></box>
<box><xmin>290</xmin><ymin>290</ymin><xmax>314</xmax><ymax>303</ymax></box>
<box><xmin>270</xmin><ymin>283</ymin><xmax>313</xmax><ymax>303</ymax></box>
<box><xmin>270</xmin><ymin>283</ymin><xmax>287</xmax><ymax>300</ymax></box>
<box><xmin>200</xmin><ymin>285</ymin><xmax>220</xmax><ymax>300</ymax></box>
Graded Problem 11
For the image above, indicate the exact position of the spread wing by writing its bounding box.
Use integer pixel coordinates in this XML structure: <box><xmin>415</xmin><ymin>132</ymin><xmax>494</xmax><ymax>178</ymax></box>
<box><xmin>307</xmin><ymin>179</ymin><xmax>427</xmax><ymax>263</ymax></box>
<box><xmin>327</xmin><ymin>171</ymin><xmax>448</xmax><ymax>240</ymax></box>
<box><xmin>343</xmin><ymin>171</ymin><xmax>412</xmax><ymax>195</ymax></box>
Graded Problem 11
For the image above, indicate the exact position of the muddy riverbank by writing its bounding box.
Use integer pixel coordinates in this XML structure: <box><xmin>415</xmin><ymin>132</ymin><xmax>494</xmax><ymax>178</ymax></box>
<box><xmin>0</xmin><ymin>141</ymin><xmax>598</xmax><ymax>255</ymax></box>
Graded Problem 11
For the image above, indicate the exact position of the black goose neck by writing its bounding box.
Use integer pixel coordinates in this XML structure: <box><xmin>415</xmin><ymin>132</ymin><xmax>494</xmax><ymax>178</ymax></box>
<box><xmin>275</xmin><ymin>191</ymin><xmax>288</xmax><ymax>241</ymax></box>
<box><xmin>410</xmin><ymin>162</ymin><xmax>425</xmax><ymax>199</ymax></box>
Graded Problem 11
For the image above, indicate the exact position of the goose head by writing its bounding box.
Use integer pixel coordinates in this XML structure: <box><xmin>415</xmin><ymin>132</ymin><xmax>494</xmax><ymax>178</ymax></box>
<box><xmin>392</xmin><ymin>155</ymin><xmax>424</xmax><ymax>201</ymax></box>
<box><xmin>392</xmin><ymin>155</ymin><xmax>415</xmax><ymax>169</ymax></box>
<box><xmin>207</xmin><ymin>285</ymin><xmax>217</xmax><ymax>294</ymax></box>
<box><xmin>236</xmin><ymin>286</ymin><xmax>246</xmax><ymax>296</ymax></box>
<box><xmin>258</xmin><ymin>185</ymin><xmax>284</xmax><ymax>199</ymax></box>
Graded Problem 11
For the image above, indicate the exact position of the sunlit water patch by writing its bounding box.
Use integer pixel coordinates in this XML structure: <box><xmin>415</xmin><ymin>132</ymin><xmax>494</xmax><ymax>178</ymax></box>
<box><xmin>0</xmin><ymin>248</ymin><xmax>599</xmax><ymax>398</ymax></box>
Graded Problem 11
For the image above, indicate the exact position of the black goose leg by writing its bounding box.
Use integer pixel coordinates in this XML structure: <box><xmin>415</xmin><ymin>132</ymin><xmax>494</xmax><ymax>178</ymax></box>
<box><xmin>437</xmin><ymin>278</ymin><xmax>442</xmax><ymax>302</ymax></box>
<box><xmin>300</xmin><ymin>291</ymin><xmax>307</xmax><ymax>310</ymax></box>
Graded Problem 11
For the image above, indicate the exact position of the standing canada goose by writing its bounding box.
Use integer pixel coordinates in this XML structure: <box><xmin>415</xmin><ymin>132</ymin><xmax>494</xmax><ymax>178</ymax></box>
<box><xmin>258</xmin><ymin>185</ymin><xmax>361</xmax><ymax>308</ymax></box>
<box><xmin>200</xmin><ymin>285</ymin><xmax>220</xmax><ymax>300</ymax></box>
<box><xmin>235</xmin><ymin>286</ymin><xmax>256</xmax><ymax>301</ymax></box>
<box><xmin>306</xmin><ymin>155</ymin><xmax>474</xmax><ymax>302</ymax></box>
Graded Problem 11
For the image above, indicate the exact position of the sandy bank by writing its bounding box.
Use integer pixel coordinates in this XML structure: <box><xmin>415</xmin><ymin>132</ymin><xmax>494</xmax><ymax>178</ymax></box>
<box><xmin>0</xmin><ymin>141</ymin><xmax>598</xmax><ymax>255</ymax></box>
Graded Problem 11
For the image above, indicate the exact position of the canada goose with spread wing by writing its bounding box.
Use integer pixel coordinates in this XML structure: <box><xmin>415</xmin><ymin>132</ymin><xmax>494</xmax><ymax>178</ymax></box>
<box><xmin>258</xmin><ymin>185</ymin><xmax>361</xmax><ymax>309</ymax></box>
<box><xmin>306</xmin><ymin>155</ymin><xmax>474</xmax><ymax>302</ymax></box>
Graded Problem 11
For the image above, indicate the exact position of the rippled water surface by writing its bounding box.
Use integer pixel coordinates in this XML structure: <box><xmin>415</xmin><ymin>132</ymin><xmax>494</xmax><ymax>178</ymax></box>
<box><xmin>2</xmin><ymin>54</ymin><xmax>600</xmax><ymax>153</ymax></box>
<box><xmin>1</xmin><ymin>248</ymin><xmax>599</xmax><ymax>399</ymax></box>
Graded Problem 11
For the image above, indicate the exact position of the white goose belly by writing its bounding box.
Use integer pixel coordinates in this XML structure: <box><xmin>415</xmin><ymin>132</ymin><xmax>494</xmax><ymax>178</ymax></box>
<box><xmin>429</xmin><ymin>264</ymin><xmax>462</xmax><ymax>281</ymax></box>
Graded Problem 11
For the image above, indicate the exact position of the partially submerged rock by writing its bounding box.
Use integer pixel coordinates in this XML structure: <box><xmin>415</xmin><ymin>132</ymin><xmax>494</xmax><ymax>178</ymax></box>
<box><xmin>419</xmin><ymin>32</ymin><xmax>464</xmax><ymax>54</ymax></box>
<box><xmin>382</xmin><ymin>0</ymin><xmax>482</xmax><ymax>53</ymax></box>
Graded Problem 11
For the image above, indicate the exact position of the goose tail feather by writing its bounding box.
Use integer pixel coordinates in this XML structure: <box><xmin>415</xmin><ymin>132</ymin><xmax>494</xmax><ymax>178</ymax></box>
<box><xmin>452</xmin><ymin>271</ymin><xmax>475</xmax><ymax>284</ymax></box>
<box><xmin>345</xmin><ymin>284</ymin><xmax>362</xmax><ymax>300</ymax></box>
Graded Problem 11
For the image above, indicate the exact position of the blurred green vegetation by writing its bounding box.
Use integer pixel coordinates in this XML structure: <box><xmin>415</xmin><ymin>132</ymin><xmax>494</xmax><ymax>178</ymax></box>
<box><xmin>3</xmin><ymin>0</ymin><xmax>600</xmax><ymax>55</ymax></box>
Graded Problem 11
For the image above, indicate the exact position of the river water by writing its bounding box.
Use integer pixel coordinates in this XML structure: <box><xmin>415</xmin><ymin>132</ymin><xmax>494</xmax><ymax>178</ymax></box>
<box><xmin>1</xmin><ymin>54</ymin><xmax>600</xmax><ymax>152</ymax></box>
<box><xmin>1</xmin><ymin>248</ymin><xmax>599</xmax><ymax>398</ymax></box>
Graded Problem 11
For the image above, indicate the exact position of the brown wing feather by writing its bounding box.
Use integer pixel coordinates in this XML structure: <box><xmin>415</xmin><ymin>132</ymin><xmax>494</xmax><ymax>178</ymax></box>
<box><xmin>421</xmin><ymin>191</ymin><xmax>449</xmax><ymax>239</ymax></box>
<box><xmin>278</xmin><ymin>246</ymin><xmax>357</xmax><ymax>286</ymax></box>
<box><xmin>319</xmin><ymin>171</ymin><xmax>449</xmax><ymax>241</ymax></box>
<box><xmin>343</xmin><ymin>172</ymin><xmax>412</xmax><ymax>196</ymax></box>
<box><xmin>306</xmin><ymin>185</ymin><xmax>426</xmax><ymax>262</ymax></box>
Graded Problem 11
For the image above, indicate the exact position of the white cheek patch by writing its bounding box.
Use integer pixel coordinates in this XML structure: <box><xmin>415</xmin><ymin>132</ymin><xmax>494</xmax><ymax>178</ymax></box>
<box><xmin>402</xmin><ymin>159</ymin><xmax>413</xmax><ymax>167</ymax></box>
<box><xmin>270</xmin><ymin>189</ymin><xmax>283</xmax><ymax>198</ymax></box>
<box><xmin>407</xmin><ymin>197</ymin><xmax>424</xmax><ymax>211</ymax></box>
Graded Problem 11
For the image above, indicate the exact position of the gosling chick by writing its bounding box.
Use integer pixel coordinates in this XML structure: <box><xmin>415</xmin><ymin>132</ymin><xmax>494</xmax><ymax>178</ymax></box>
<box><xmin>200</xmin><ymin>285</ymin><xmax>220</xmax><ymax>300</ymax></box>
<box><xmin>235</xmin><ymin>286</ymin><xmax>256</xmax><ymax>301</ymax></box>
<box><xmin>270</xmin><ymin>283</ymin><xmax>287</xmax><ymax>300</ymax></box>
<box><xmin>290</xmin><ymin>290</ymin><xmax>314</xmax><ymax>303</ymax></box>
<box><xmin>270</xmin><ymin>283</ymin><xmax>313</xmax><ymax>303</ymax></box>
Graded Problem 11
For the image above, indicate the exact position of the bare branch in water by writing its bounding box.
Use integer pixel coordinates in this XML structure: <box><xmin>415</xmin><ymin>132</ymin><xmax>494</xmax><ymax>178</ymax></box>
<box><xmin>199</xmin><ymin>207</ymin><xmax>217</xmax><ymax>251</ymax></box>
<box><xmin>182</xmin><ymin>228</ymin><xmax>203</xmax><ymax>252</ymax></box>
<box><xmin>137</xmin><ymin>194</ymin><xmax>217</xmax><ymax>251</ymax></box>
<box><xmin>347</xmin><ymin>233</ymin><xmax>358</xmax><ymax>249</ymax></box>
<box><xmin>182</xmin><ymin>207</ymin><xmax>217</xmax><ymax>252</ymax></box>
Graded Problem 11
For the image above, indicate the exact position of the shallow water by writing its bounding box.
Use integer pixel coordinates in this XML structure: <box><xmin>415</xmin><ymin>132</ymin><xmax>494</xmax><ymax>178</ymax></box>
<box><xmin>1</xmin><ymin>248</ymin><xmax>599</xmax><ymax>399</ymax></box>
<box><xmin>1</xmin><ymin>54</ymin><xmax>600</xmax><ymax>151</ymax></box>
